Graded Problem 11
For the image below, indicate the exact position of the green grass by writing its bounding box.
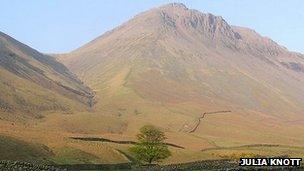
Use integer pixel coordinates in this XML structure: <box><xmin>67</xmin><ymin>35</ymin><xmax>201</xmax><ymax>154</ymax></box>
<box><xmin>51</xmin><ymin>146</ymin><xmax>101</xmax><ymax>164</ymax></box>
<box><xmin>201</xmin><ymin>144</ymin><xmax>304</xmax><ymax>159</ymax></box>
<box><xmin>0</xmin><ymin>135</ymin><xmax>53</xmax><ymax>164</ymax></box>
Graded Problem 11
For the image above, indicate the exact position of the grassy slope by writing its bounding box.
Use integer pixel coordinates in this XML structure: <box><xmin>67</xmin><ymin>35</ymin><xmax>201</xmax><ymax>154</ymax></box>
<box><xmin>0</xmin><ymin>69</ymin><xmax>86</xmax><ymax>120</ymax></box>
<box><xmin>54</xmin><ymin>42</ymin><xmax>304</xmax><ymax>163</ymax></box>
<box><xmin>0</xmin><ymin>115</ymin><xmax>304</xmax><ymax>165</ymax></box>
<box><xmin>66</xmin><ymin>56</ymin><xmax>304</xmax><ymax>149</ymax></box>
<box><xmin>0</xmin><ymin>135</ymin><xmax>52</xmax><ymax>164</ymax></box>
<box><xmin>0</xmin><ymin>31</ymin><xmax>92</xmax><ymax>120</ymax></box>
<box><xmin>0</xmin><ymin>119</ymin><xmax>124</xmax><ymax>163</ymax></box>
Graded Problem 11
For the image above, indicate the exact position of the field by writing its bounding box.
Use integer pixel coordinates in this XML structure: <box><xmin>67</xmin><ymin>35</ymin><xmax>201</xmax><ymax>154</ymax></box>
<box><xmin>1</xmin><ymin>110</ymin><xmax>304</xmax><ymax>166</ymax></box>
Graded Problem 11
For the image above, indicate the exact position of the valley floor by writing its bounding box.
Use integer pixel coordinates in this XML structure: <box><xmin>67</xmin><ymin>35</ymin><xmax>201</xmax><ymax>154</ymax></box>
<box><xmin>1</xmin><ymin>110</ymin><xmax>304</xmax><ymax>165</ymax></box>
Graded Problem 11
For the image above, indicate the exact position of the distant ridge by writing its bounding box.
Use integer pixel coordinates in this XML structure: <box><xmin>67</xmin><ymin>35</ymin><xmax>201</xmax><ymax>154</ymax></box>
<box><xmin>0</xmin><ymin>31</ymin><xmax>93</xmax><ymax>118</ymax></box>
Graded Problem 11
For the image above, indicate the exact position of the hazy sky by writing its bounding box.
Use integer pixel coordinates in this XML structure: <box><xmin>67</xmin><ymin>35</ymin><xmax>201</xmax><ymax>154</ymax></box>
<box><xmin>1</xmin><ymin>0</ymin><xmax>303</xmax><ymax>53</ymax></box>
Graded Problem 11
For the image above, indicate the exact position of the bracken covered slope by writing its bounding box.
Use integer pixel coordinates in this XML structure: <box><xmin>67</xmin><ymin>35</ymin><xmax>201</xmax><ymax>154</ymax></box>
<box><xmin>0</xmin><ymin>31</ymin><xmax>93</xmax><ymax>119</ymax></box>
<box><xmin>59</xmin><ymin>3</ymin><xmax>304</xmax><ymax>146</ymax></box>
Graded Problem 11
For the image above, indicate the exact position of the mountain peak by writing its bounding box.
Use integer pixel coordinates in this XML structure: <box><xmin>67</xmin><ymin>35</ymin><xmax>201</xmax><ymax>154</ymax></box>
<box><xmin>116</xmin><ymin>3</ymin><xmax>229</xmax><ymax>36</ymax></box>
<box><xmin>74</xmin><ymin>3</ymin><xmax>288</xmax><ymax>57</ymax></box>
<box><xmin>158</xmin><ymin>3</ymin><xmax>188</xmax><ymax>10</ymax></box>
<box><xmin>145</xmin><ymin>3</ymin><xmax>241</xmax><ymax>45</ymax></box>
<box><xmin>61</xmin><ymin>3</ymin><xmax>304</xmax><ymax>135</ymax></box>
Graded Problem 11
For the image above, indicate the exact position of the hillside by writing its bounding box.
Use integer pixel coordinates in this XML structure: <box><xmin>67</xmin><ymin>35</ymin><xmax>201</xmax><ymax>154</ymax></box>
<box><xmin>1</xmin><ymin>2</ymin><xmax>304</xmax><ymax>165</ymax></box>
<box><xmin>59</xmin><ymin>3</ymin><xmax>304</xmax><ymax>147</ymax></box>
<box><xmin>0</xmin><ymin>135</ymin><xmax>52</xmax><ymax>163</ymax></box>
<box><xmin>0</xmin><ymin>31</ymin><xmax>93</xmax><ymax>119</ymax></box>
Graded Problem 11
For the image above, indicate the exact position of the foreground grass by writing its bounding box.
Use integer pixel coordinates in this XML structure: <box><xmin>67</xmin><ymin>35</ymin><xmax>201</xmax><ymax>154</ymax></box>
<box><xmin>1</xmin><ymin>133</ymin><xmax>304</xmax><ymax>171</ymax></box>
<box><xmin>0</xmin><ymin>135</ymin><xmax>52</xmax><ymax>164</ymax></box>
<box><xmin>51</xmin><ymin>146</ymin><xmax>101</xmax><ymax>164</ymax></box>
<box><xmin>1</xmin><ymin>115</ymin><xmax>304</xmax><ymax>166</ymax></box>
<box><xmin>68</xmin><ymin>136</ymin><xmax>304</xmax><ymax>165</ymax></box>
<box><xmin>201</xmin><ymin>144</ymin><xmax>304</xmax><ymax>160</ymax></box>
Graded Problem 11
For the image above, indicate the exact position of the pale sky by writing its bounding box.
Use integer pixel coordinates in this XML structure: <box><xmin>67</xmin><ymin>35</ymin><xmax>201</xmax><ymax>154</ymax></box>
<box><xmin>1</xmin><ymin>0</ymin><xmax>303</xmax><ymax>53</ymax></box>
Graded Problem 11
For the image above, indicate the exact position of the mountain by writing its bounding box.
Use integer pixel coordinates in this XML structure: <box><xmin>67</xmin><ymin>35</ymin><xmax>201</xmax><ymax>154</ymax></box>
<box><xmin>0</xmin><ymin>31</ymin><xmax>93</xmax><ymax>119</ymax></box>
<box><xmin>59</xmin><ymin>3</ymin><xmax>304</xmax><ymax>147</ymax></box>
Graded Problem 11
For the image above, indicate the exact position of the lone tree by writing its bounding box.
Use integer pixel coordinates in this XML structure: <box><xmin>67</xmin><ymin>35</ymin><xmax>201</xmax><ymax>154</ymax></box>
<box><xmin>130</xmin><ymin>125</ymin><xmax>171</xmax><ymax>164</ymax></box>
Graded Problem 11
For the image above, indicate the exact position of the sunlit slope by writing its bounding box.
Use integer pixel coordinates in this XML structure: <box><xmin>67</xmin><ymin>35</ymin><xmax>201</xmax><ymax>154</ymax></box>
<box><xmin>0</xmin><ymin>32</ymin><xmax>92</xmax><ymax>118</ymax></box>
<box><xmin>59</xmin><ymin>3</ymin><xmax>304</xmax><ymax>145</ymax></box>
